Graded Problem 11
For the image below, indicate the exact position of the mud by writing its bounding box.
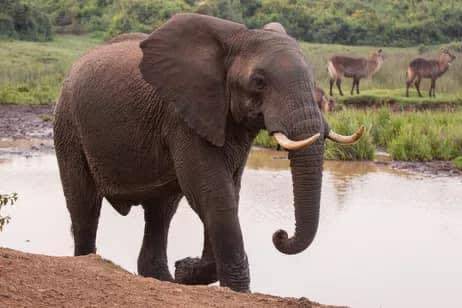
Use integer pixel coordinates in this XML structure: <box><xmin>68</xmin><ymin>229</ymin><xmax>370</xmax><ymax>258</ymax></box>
<box><xmin>0</xmin><ymin>248</ymin><xmax>337</xmax><ymax>308</ymax></box>
<box><xmin>391</xmin><ymin>160</ymin><xmax>462</xmax><ymax>177</ymax></box>
<box><xmin>340</xmin><ymin>99</ymin><xmax>460</xmax><ymax>112</ymax></box>
<box><xmin>0</xmin><ymin>104</ymin><xmax>54</xmax><ymax>139</ymax></box>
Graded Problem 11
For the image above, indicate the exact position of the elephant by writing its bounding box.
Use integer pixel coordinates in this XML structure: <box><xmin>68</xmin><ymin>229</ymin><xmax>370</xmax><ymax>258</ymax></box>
<box><xmin>54</xmin><ymin>14</ymin><xmax>364</xmax><ymax>292</ymax></box>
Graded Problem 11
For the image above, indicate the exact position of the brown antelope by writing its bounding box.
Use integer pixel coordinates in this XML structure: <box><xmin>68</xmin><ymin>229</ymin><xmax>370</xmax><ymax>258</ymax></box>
<box><xmin>314</xmin><ymin>87</ymin><xmax>335</xmax><ymax>113</ymax></box>
<box><xmin>327</xmin><ymin>49</ymin><xmax>384</xmax><ymax>96</ymax></box>
<box><xmin>406</xmin><ymin>48</ymin><xmax>456</xmax><ymax>97</ymax></box>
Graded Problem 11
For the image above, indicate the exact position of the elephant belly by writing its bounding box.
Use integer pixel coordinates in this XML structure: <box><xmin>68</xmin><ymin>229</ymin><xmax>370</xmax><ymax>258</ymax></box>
<box><xmin>78</xmin><ymin>109</ymin><xmax>179</xmax><ymax>204</ymax></box>
<box><xmin>83</xmin><ymin>135</ymin><xmax>179</xmax><ymax>204</ymax></box>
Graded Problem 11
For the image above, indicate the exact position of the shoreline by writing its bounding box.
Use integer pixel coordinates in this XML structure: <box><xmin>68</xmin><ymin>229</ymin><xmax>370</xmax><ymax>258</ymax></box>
<box><xmin>0</xmin><ymin>103</ymin><xmax>460</xmax><ymax>177</ymax></box>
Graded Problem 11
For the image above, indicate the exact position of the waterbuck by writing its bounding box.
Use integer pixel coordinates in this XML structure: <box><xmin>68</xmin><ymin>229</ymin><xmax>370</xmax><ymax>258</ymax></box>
<box><xmin>327</xmin><ymin>49</ymin><xmax>384</xmax><ymax>96</ymax></box>
<box><xmin>314</xmin><ymin>87</ymin><xmax>335</xmax><ymax>113</ymax></box>
<box><xmin>405</xmin><ymin>48</ymin><xmax>456</xmax><ymax>97</ymax></box>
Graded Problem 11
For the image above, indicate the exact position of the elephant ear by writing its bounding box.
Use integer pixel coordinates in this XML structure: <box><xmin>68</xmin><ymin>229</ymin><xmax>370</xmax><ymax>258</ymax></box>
<box><xmin>139</xmin><ymin>13</ymin><xmax>246</xmax><ymax>146</ymax></box>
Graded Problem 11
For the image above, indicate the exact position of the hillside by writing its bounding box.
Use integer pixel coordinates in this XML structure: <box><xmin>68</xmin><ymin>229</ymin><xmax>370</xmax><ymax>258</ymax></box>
<box><xmin>0</xmin><ymin>248</ymin><xmax>340</xmax><ymax>308</ymax></box>
<box><xmin>2</xmin><ymin>0</ymin><xmax>462</xmax><ymax>46</ymax></box>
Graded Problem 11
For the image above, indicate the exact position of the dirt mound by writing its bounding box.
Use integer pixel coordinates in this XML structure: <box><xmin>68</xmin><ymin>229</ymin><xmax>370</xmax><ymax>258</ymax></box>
<box><xmin>0</xmin><ymin>248</ymin><xmax>341</xmax><ymax>308</ymax></box>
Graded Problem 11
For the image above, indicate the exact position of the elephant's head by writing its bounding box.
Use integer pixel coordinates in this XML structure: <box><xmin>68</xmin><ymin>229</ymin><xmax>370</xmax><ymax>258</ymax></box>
<box><xmin>139</xmin><ymin>14</ymin><xmax>363</xmax><ymax>255</ymax></box>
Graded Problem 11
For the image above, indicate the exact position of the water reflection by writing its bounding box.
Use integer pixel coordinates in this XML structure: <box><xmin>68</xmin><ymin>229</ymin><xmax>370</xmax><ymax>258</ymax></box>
<box><xmin>1</xmin><ymin>152</ymin><xmax>461</xmax><ymax>308</ymax></box>
<box><xmin>248</xmin><ymin>148</ymin><xmax>415</xmax><ymax>210</ymax></box>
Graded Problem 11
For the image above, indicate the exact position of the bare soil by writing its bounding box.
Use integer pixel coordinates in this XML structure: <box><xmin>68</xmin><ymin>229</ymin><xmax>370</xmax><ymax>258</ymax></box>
<box><xmin>391</xmin><ymin>161</ymin><xmax>462</xmax><ymax>177</ymax></box>
<box><xmin>340</xmin><ymin>98</ymin><xmax>460</xmax><ymax>112</ymax></box>
<box><xmin>0</xmin><ymin>248</ymin><xmax>339</xmax><ymax>308</ymax></box>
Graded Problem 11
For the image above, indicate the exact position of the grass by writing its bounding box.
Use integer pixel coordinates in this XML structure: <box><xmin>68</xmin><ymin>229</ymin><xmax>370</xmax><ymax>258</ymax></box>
<box><xmin>0</xmin><ymin>35</ymin><xmax>102</xmax><ymax>104</ymax></box>
<box><xmin>453</xmin><ymin>157</ymin><xmax>462</xmax><ymax>170</ymax></box>
<box><xmin>255</xmin><ymin>108</ymin><xmax>462</xmax><ymax>162</ymax></box>
<box><xmin>1</xmin><ymin>35</ymin><xmax>461</xmax><ymax>105</ymax></box>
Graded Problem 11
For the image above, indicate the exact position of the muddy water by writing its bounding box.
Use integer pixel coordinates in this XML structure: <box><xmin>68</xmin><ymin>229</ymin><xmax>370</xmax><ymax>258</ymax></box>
<box><xmin>1</xmin><ymin>149</ymin><xmax>461</xmax><ymax>308</ymax></box>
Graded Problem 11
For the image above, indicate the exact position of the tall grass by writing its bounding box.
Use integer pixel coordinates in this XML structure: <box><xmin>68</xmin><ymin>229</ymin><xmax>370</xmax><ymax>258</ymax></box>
<box><xmin>0</xmin><ymin>35</ymin><xmax>102</xmax><ymax>104</ymax></box>
<box><xmin>255</xmin><ymin>109</ymin><xmax>462</xmax><ymax>162</ymax></box>
<box><xmin>1</xmin><ymin>35</ymin><xmax>461</xmax><ymax>104</ymax></box>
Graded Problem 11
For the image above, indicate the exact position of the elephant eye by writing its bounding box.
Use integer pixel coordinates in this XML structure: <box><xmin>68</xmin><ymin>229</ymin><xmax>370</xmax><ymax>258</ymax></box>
<box><xmin>250</xmin><ymin>74</ymin><xmax>266</xmax><ymax>91</ymax></box>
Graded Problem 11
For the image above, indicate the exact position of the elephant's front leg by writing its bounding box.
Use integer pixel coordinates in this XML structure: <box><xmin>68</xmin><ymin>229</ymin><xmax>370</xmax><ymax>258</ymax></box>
<box><xmin>172</xmin><ymin>142</ymin><xmax>250</xmax><ymax>292</ymax></box>
<box><xmin>207</xmin><ymin>199</ymin><xmax>250</xmax><ymax>292</ymax></box>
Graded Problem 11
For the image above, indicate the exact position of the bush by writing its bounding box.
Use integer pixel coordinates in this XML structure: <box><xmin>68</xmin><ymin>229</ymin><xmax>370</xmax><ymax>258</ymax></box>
<box><xmin>0</xmin><ymin>0</ymin><xmax>53</xmax><ymax>41</ymax></box>
<box><xmin>453</xmin><ymin>156</ymin><xmax>462</xmax><ymax>170</ymax></box>
<box><xmin>0</xmin><ymin>193</ymin><xmax>18</xmax><ymax>232</ymax></box>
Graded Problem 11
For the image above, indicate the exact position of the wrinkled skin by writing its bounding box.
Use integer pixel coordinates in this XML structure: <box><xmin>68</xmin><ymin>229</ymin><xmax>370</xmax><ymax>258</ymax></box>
<box><xmin>54</xmin><ymin>14</ymin><xmax>327</xmax><ymax>292</ymax></box>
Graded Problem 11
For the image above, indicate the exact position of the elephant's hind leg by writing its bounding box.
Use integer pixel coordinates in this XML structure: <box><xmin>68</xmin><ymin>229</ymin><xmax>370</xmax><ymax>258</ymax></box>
<box><xmin>137</xmin><ymin>195</ymin><xmax>181</xmax><ymax>281</ymax></box>
<box><xmin>55</xmin><ymin>137</ymin><xmax>102</xmax><ymax>256</ymax></box>
<box><xmin>175</xmin><ymin>223</ymin><xmax>217</xmax><ymax>285</ymax></box>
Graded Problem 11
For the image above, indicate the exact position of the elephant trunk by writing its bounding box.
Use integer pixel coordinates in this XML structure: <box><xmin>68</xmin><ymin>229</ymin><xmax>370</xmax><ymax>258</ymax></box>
<box><xmin>272</xmin><ymin>141</ymin><xmax>324</xmax><ymax>255</ymax></box>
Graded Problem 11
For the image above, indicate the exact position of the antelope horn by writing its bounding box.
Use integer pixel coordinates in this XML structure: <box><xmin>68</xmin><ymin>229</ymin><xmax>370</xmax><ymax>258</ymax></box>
<box><xmin>273</xmin><ymin>132</ymin><xmax>321</xmax><ymax>151</ymax></box>
<box><xmin>328</xmin><ymin>125</ymin><xmax>365</xmax><ymax>144</ymax></box>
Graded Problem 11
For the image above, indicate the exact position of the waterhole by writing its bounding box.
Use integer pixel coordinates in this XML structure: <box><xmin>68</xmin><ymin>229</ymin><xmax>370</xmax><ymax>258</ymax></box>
<box><xmin>1</xmin><ymin>149</ymin><xmax>461</xmax><ymax>308</ymax></box>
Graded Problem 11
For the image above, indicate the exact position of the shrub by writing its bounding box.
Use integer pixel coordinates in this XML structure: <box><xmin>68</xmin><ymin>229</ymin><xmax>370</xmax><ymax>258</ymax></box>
<box><xmin>0</xmin><ymin>193</ymin><xmax>18</xmax><ymax>232</ymax></box>
<box><xmin>453</xmin><ymin>157</ymin><xmax>462</xmax><ymax>170</ymax></box>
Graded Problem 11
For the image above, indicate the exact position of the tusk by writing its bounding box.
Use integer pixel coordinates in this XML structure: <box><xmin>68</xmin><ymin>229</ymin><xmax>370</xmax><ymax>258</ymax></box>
<box><xmin>328</xmin><ymin>125</ymin><xmax>365</xmax><ymax>144</ymax></box>
<box><xmin>273</xmin><ymin>132</ymin><xmax>321</xmax><ymax>151</ymax></box>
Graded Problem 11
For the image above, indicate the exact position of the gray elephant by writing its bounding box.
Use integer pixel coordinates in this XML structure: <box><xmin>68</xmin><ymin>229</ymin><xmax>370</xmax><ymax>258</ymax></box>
<box><xmin>54</xmin><ymin>14</ymin><xmax>363</xmax><ymax>292</ymax></box>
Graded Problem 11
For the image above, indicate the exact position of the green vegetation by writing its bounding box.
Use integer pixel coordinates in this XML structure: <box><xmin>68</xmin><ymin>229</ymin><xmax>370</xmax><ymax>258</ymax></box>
<box><xmin>1</xmin><ymin>34</ymin><xmax>461</xmax><ymax>105</ymax></box>
<box><xmin>328</xmin><ymin>109</ymin><xmax>462</xmax><ymax>161</ymax></box>
<box><xmin>0</xmin><ymin>34</ymin><xmax>101</xmax><ymax>104</ymax></box>
<box><xmin>0</xmin><ymin>0</ymin><xmax>52</xmax><ymax>41</ymax></box>
<box><xmin>255</xmin><ymin>109</ymin><xmax>462</xmax><ymax>162</ymax></box>
<box><xmin>0</xmin><ymin>193</ymin><xmax>17</xmax><ymax>231</ymax></box>
<box><xmin>1</xmin><ymin>1</ymin><xmax>460</xmax><ymax>47</ymax></box>
<box><xmin>453</xmin><ymin>157</ymin><xmax>462</xmax><ymax>170</ymax></box>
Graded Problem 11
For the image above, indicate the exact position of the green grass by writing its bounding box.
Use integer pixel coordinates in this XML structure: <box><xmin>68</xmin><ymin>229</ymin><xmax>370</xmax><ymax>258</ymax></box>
<box><xmin>453</xmin><ymin>157</ymin><xmax>462</xmax><ymax>170</ymax></box>
<box><xmin>0</xmin><ymin>35</ymin><xmax>102</xmax><ymax>104</ymax></box>
<box><xmin>255</xmin><ymin>108</ymin><xmax>462</xmax><ymax>162</ymax></box>
<box><xmin>1</xmin><ymin>35</ymin><xmax>461</xmax><ymax>105</ymax></box>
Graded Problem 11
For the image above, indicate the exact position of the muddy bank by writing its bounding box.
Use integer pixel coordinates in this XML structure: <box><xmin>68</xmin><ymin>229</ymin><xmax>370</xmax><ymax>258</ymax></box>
<box><xmin>391</xmin><ymin>161</ymin><xmax>462</xmax><ymax>177</ymax></box>
<box><xmin>0</xmin><ymin>104</ymin><xmax>53</xmax><ymax>139</ymax></box>
<box><xmin>339</xmin><ymin>98</ymin><xmax>461</xmax><ymax>112</ymax></box>
<box><xmin>0</xmin><ymin>248</ymin><xmax>338</xmax><ymax>308</ymax></box>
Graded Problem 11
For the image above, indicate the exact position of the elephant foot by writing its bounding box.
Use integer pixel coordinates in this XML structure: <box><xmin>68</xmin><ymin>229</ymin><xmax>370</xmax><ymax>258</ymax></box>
<box><xmin>138</xmin><ymin>261</ymin><xmax>174</xmax><ymax>282</ymax></box>
<box><xmin>174</xmin><ymin>257</ymin><xmax>217</xmax><ymax>285</ymax></box>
